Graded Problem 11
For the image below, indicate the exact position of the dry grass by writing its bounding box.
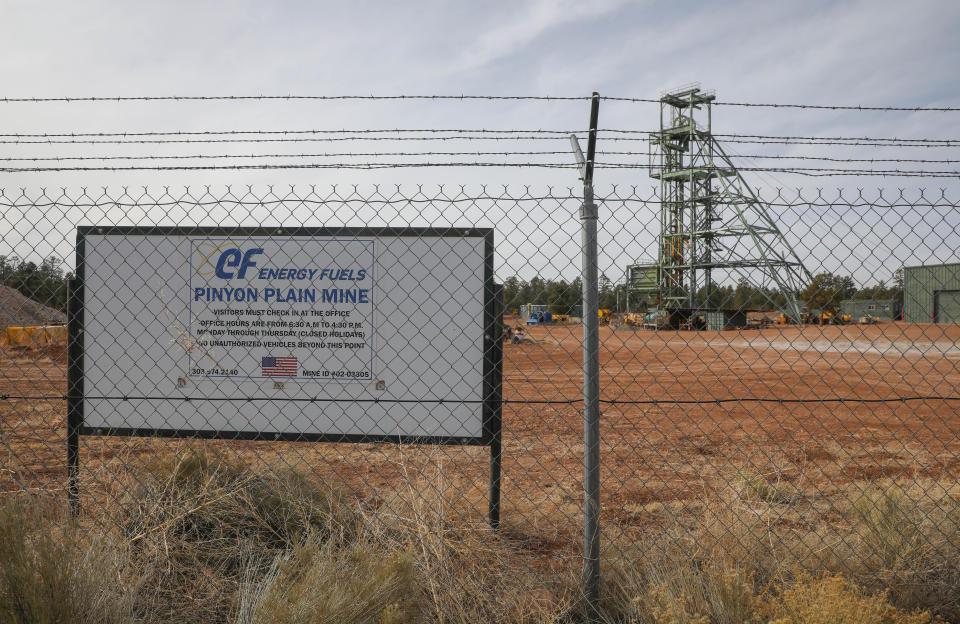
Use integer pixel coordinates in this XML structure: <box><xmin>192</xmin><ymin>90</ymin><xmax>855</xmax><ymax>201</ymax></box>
<box><xmin>237</xmin><ymin>539</ymin><xmax>420</xmax><ymax>624</ymax></box>
<box><xmin>0</xmin><ymin>498</ymin><xmax>139</xmax><ymax>624</ymax></box>
<box><xmin>115</xmin><ymin>446</ymin><xmax>575</xmax><ymax>623</ymax></box>
<box><xmin>600</xmin><ymin>516</ymin><xmax>769</xmax><ymax>624</ymax></box>
<box><xmin>805</xmin><ymin>484</ymin><xmax>960</xmax><ymax>621</ymax></box>
<box><xmin>734</xmin><ymin>466</ymin><xmax>801</xmax><ymax>506</ymax></box>
<box><xmin>3</xmin><ymin>446</ymin><xmax>959</xmax><ymax>624</ymax></box>
<box><xmin>604</xmin><ymin>539</ymin><xmax>944</xmax><ymax>624</ymax></box>
<box><xmin>113</xmin><ymin>445</ymin><xmax>360</xmax><ymax>623</ymax></box>
<box><xmin>601</xmin><ymin>479</ymin><xmax>960</xmax><ymax>624</ymax></box>
<box><xmin>364</xmin><ymin>446</ymin><xmax>579</xmax><ymax>623</ymax></box>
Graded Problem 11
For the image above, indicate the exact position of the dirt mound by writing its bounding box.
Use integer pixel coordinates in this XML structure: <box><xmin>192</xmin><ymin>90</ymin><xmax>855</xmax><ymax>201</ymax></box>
<box><xmin>0</xmin><ymin>285</ymin><xmax>66</xmax><ymax>327</ymax></box>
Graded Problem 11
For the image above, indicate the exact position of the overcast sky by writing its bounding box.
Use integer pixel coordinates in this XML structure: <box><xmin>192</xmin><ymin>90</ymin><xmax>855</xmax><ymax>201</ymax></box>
<box><xmin>1</xmin><ymin>1</ymin><xmax>959</xmax><ymax>282</ymax></box>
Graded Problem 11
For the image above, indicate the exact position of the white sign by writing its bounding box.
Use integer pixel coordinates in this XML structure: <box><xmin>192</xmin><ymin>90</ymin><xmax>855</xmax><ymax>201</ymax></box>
<box><xmin>78</xmin><ymin>228</ymin><xmax>492</xmax><ymax>441</ymax></box>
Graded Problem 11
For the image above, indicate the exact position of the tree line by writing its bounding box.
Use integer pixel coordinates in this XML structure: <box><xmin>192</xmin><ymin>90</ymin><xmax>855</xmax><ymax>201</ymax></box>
<box><xmin>0</xmin><ymin>254</ymin><xmax>904</xmax><ymax>318</ymax></box>
<box><xmin>0</xmin><ymin>256</ymin><xmax>73</xmax><ymax>312</ymax></box>
<box><xmin>503</xmin><ymin>270</ymin><xmax>904</xmax><ymax>315</ymax></box>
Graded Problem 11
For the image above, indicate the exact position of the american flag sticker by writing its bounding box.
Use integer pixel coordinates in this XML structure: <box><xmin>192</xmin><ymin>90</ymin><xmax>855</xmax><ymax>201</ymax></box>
<box><xmin>262</xmin><ymin>356</ymin><xmax>298</xmax><ymax>377</ymax></box>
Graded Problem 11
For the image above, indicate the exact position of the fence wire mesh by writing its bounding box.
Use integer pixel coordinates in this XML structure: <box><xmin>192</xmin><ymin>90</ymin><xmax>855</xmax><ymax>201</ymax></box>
<box><xmin>1</xmin><ymin>185</ymin><xmax>959</xmax><ymax>622</ymax></box>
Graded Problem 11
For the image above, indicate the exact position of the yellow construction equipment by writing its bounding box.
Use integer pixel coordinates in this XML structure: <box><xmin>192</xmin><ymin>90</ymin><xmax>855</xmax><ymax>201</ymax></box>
<box><xmin>811</xmin><ymin>310</ymin><xmax>851</xmax><ymax>325</ymax></box>
<box><xmin>793</xmin><ymin>310</ymin><xmax>852</xmax><ymax>325</ymax></box>
<box><xmin>776</xmin><ymin>310</ymin><xmax>851</xmax><ymax>325</ymax></box>
<box><xmin>810</xmin><ymin>310</ymin><xmax>833</xmax><ymax>325</ymax></box>
<box><xmin>834</xmin><ymin>312</ymin><xmax>852</xmax><ymax>325</ymax></box>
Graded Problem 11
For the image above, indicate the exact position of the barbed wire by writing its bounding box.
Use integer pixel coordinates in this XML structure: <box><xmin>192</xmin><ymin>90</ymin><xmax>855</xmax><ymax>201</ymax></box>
<box><xmin>0</xmin><ymin>136</ymin><xmax>584</xmax><ymax>145</ymax></box>
<box><xmin>710</xmin><ymin>137</ymin><xmax>960</xmax><ymax>148</ymax></box>
<box><xmin>0</xmin><ymin>151</ymin><xmax>586</xmax><ymax>162</ymax></box>
<box><xmin>2</xmin><ymin>128</ymin><xmax>958</xmax><ymax>145</ymax></box>
<box><xmin>0</xmin><ymin>161</ymin><xmax>596</xmax><ymax>172</ymax></box>
<box><xmin>722</xmin><ymin>154</ymin><xmax>960</xmax><ymax>164</ymax></box>
<box><xmin>603</xmin><ymin>129</ymin><xmax>960</xmax><ymax>143</ymax></box>
<box><xmin>0</xmin><ymin>129</ymin><xmax>586</xmax><ymax>138</ymax></box>
<box><xmin>717</xmin><ymin>102</ymin><xmax>960</xmax><ymax>112</ymax></box>
<box><xmin>0</xmin><ymin>95</ymin><xmax>596</xmax><ymax>103</ymax></box>
<box><xmin>2</xmin><ymin>151</ymin><xmax>958</xmax><ymax>165</ymax></box>
<box><xmin>713</xmin><ymin>133</ymin><xmax>960</xmax><ymax>144</ymax></box>
<box><xmin>3</xmin><ymin>136</ymin><xmax>957</xmax><ymax>148</ymax></box>
<box><xmin>0</xmin><ymin>161</ymin><xmax>579</xmax><ymax>172</ymax></box>
<box><xmin>3</xmin><ymin>161</ymin><xmax>958</xmax><ymax>176</ymax></box>
<box><xmin>603</xmin><ymin>96</ymin><xmax>960</xmax><ymax>111</ymax></box>
<box><xmin>1</xmin><ymin>94</ymin><xmax>957</xmax><ymax>110</ymax></box>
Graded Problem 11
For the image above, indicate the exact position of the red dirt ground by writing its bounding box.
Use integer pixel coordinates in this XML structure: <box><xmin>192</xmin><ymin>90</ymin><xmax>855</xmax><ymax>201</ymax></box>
<box><xmin>2</xmin><ymin>320</ymin><xmax>959</xmax><ymax>549</ymax></box>
<box><xmin>503</xmin><ymin>319</ymin><xmax>960</xmax><ymax>527</ymax></box>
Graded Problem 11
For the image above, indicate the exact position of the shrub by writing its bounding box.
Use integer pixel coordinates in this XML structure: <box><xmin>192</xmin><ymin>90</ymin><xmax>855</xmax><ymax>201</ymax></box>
<box><xmin>601</xmin><ymin>483</ymin><xmax>960</xmax><ymax>624</ymax></box>
<box><xmin>116</xmin><ymin>446</ymin><xmax>358</xmax><ymax>623</ymax></box>
<box><xmin>768</xmin><ymin>573</ymin><xmax>938</xmax><ymax>624</ymax></box>
<box><xmin>734</xmin><ymin>467</ymin><xmax>798</xmax><ymax>505</ymax></box>
<box><xmin>816</xmin><ymin>486</ymin><xmax>960</xmax><ymax>621</ymax></box>
<box><xmin>641</xmin><ymin>562</ymin><xmax>764</xmax><ymax>624</ymax></box>
<box><xmin>0</xmin><ymin>498</ymin><xmax>136</xmax><ymax>624</ymax></box>
<box><xmin>121</xmin><ymin>446</ymin><xmax>357</xmax><ymax>557</ymax></box>
<box><xmin>370</xmin><ymin>464</ymin><xmax>577</xmax><ymax>624</ymax></box>
<box><xmin>238</xmin><ymin>539</ymin><xmax>418</xmax><ymax>624</ymax></box>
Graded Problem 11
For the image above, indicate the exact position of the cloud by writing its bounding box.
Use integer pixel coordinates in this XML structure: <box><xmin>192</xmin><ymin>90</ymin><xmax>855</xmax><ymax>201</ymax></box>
<box><xmin>441</xmin><ymin>0</ymin><xmax>630</xmax><ymax>76</ymax></box>
<box><xmin>0</xmin><ymin>0</ymin><xmax>956</xmax><ymax>193</ymax></box>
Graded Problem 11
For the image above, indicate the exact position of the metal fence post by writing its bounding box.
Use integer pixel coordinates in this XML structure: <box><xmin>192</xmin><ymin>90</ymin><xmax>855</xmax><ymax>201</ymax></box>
<box><xmin>66</xmin><ymin>277</ymin><xmax>82</xmax><ymax>513</ymax></box>
<box><xmin>489</xmin><ymin>284</ymin><xmax>504</xmax><ymax>530</ymax></box>
<box><xmin>580</xmin><ymin>92</ymin><xmax>602</xmax><ymax>619</ymax></box>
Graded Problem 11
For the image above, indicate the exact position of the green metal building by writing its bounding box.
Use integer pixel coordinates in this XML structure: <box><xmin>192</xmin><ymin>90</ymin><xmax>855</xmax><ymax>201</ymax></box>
<box><xmin>903</xmin><ymin>263</ymin><xmax>960</xmax><ymax>323</ymax></box>
<box><xmin>839</xmin><ymin>299</ymin><xmax>901</xmax><ymax>320</ymax></box>
<box><xmin>626</xmin><ymin>263</ymin><xmax>659</xmax><ymax>310</ymax></box>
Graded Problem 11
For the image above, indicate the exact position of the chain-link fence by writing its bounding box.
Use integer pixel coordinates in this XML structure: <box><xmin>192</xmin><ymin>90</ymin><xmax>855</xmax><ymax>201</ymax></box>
<box><xmin>1</xmin><ymin>185</ymin><xmax>959</xmax><ymax>622</ymax></box>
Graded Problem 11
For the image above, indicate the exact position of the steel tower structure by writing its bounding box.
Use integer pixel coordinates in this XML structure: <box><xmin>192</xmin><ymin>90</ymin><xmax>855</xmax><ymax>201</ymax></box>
<box><xmin>631</xmin><ymin>85</ymin><xmax>811</xmax><ymax>322</ymax></box>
